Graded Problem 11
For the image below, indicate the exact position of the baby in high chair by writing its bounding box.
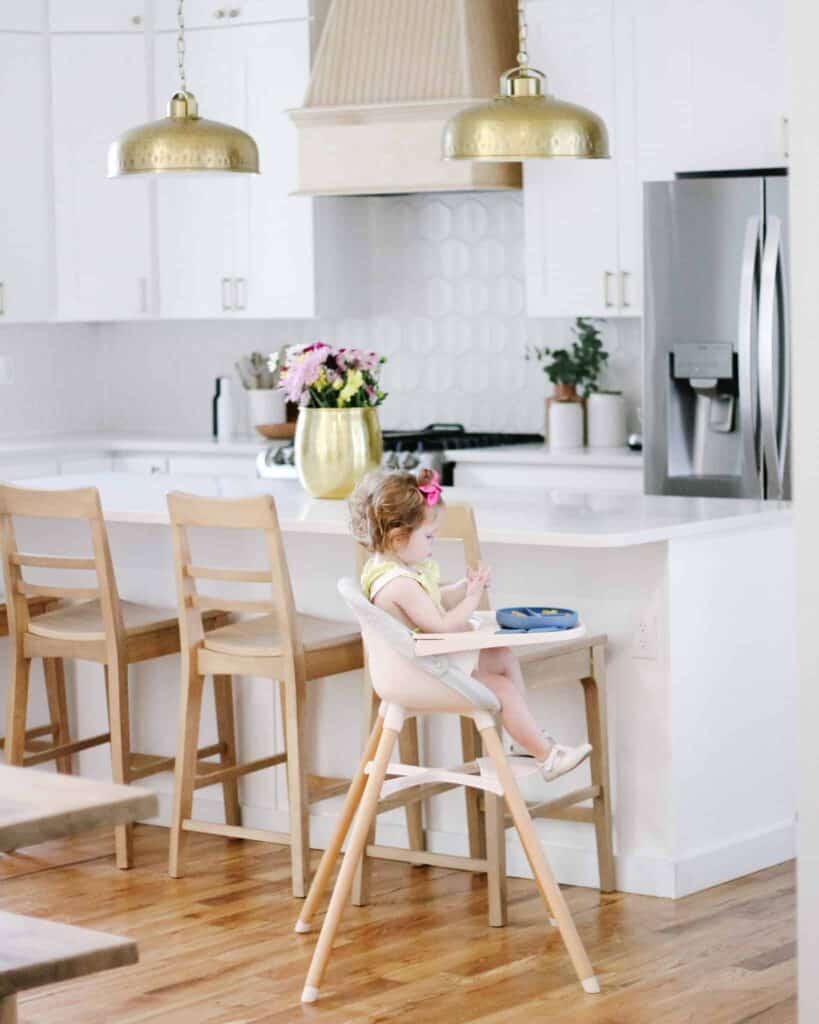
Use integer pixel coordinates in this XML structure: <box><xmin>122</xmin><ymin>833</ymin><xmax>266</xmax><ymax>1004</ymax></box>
<box><xmin>349</xmin><ymin>468</ymin><xmax>592</xmax><ymax>783</ymax></box>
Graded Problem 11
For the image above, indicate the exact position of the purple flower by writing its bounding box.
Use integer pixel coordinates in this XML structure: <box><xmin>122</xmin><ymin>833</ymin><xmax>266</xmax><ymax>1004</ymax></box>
<box><xmin>280</xmin><ymin>344</ymin><xmax>330</xmax><ymax>403</ymax></box>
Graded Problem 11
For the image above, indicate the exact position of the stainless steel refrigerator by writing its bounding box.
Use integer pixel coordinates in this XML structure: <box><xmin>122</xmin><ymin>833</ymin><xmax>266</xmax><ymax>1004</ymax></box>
<box><xmin>643</xmin><ymin>173</ymin><xmax>790</xmax><ymax>500</ymax></box>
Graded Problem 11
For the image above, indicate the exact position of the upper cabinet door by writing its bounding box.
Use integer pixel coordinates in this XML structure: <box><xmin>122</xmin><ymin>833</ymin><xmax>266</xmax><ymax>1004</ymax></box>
<box><xmin>49</xmin><ymin>1</ymin><xmax>145</xmax><ymax>33</ymax></box>
<box><xmin>234</xmin><ymin>17</ymin><xmax>315</xmax><ymax>318</ymax></box>
<box><xmin>154</xmin><ymin>26</ymin><xmax>242</xmax><ymax>318</ymax></box>
<box><xmin>51</xmin><ymin>31</ymin><xmax>153</xmax><ymax>321</ymax></box>
<box><xmin>0</xmin><ymin>0</ymin><xmax>43</xmax><ymax>32</ymax></box>
<box><xmin>0</xmin><ymin>32</ymin><xmax>51</xmax><ymax>322</ymax></box>
<box><xmin>524</xmin><ymin>0</ymin><xmax>620</xmax><ymax>319</ymax></box>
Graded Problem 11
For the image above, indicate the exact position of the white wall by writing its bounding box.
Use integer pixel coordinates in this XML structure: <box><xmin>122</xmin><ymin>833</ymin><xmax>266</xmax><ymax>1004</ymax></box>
<box><xmin>0</xmin><ymin>192</ymin><xmax>643</xmax><ymax>440</ymax></box>
<box><xmin>785</xmin><ymin>2</ymin><xmax>819</xmax><ymax>1021</ymax></box>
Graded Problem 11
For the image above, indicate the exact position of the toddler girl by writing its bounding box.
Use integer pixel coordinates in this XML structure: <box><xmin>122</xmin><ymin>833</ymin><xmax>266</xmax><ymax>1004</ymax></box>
<box><xmin>350</xmin><ymin>468</ymin><xmax>591</xmax><ymax>782</ymax></box>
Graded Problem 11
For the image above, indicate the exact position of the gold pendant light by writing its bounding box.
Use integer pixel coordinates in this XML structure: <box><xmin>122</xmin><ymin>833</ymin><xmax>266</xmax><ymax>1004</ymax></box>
<box><xmin>443</xmin><ymin>1</ymin><xmax>609</xmax><ymax>161</ymax></box>
<box><xmin>108</xmin><ymin>0</ymin><xmax>259</xmax><ymax>177</ymax></box>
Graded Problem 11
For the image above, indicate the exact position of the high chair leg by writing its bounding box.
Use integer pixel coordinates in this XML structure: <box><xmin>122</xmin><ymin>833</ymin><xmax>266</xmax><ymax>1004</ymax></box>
<box><xmin>43</xmin><ymin>659</ymin><xmax>72</xmax><ymax>774</ymax></box>
<box><xmin>169</xmin><ymin>660</ymin><xmax>205</xmax><ymax>879</ymax></box>
<box><xmin>295</xmin><ymin>713</ymin><xmax>385</xmax><ymax>934</ymax></box>
<box><xmin>213</xmin><ymin>675</ymin><xmax>241</xmax><ymax>828</ymax></box>
<box><xmin>352</xmin><ymin>681</ymin><xmax>380</xmax><ymax>906</ymax></box>
<box><xmin>398</xmin><ymin>718</ymin><xmax>425</xmax><ymax>852</ymax></box>
<box><xmin>479</xmin><ymin>724</ymin><xmax>600</xmax><ymax>995</ymax></box>
<box><xmin>302</xmin><ymin>724</ymin><xmax>399</xmax><ymax>1004</ymax></box>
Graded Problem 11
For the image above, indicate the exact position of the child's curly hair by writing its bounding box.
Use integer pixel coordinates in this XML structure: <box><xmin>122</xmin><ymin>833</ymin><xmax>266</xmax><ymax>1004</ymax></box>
<box><xmin>349</xmin><ymin>468</ymin><xmax>443</xmax><ymax>553</ymax></box>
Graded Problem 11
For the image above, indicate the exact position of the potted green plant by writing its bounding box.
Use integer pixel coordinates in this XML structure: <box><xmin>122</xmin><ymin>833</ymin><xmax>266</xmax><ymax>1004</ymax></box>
<box><xmin>527</xmin><ymin>318</ymin><xmax>611</xmax><ymax>449</ymax></box>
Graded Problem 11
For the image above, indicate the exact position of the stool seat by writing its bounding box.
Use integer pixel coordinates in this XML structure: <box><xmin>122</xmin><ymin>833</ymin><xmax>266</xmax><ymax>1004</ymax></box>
<box><xmin>28</xmin><ymin>600</ymin><xmax>180</xmax><ymax>643</ymax></box>
<box><xmin>203</xmin><ymin>612</ymin><xmax>361</xmax><ymax>660</ymax></box>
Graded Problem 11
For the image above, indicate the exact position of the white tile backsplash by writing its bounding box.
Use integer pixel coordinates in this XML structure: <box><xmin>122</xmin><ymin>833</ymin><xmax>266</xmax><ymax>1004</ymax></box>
<box><xmin>0</xmin><ymin>192</ymin><xmax>642</xmax><ymax>440</ymax></box>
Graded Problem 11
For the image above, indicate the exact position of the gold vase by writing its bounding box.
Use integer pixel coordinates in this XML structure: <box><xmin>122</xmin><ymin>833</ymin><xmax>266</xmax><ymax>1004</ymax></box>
<box><xmin>295</xmin><ymin>407</ymin><xmax>383</xmax><ymax>499</ymax></box>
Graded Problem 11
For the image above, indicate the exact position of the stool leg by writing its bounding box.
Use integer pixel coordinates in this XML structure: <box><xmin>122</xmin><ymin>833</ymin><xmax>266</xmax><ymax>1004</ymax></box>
<box><xmin>4</xmin><ymin>654</ymin><xmax>30</xmax><ymax>765</ymax></box>
<box><xmin>0</xmin><ymin>993</ymin><xmax>17</xmax><ymax>1024</ymax></box>
<box><xmin>213</xmin><ymin>675</ymin><xmax>241</xmax><ymax>828</ymax></box>
<box><xmin>485</xmin><ymin>787</ymin><xmax>507</xmax><ymax>927</ymax></box>
<box><xmin>282</xmin><ymin>670</ymin><xmax>310</xmax><ymax>899</ymax></box>
<box><xmin>43</xmin><ymin>658</ymin><xmax>72</xmax><ymax>774</ymax></box>
<box><xmin>480</xmin><ymin>724</ymin><xmax>600</xmax><ymax>995</ymax></box>
<box><xmin>352</xmin><ymin>680</ymin><xmax>379</xmax><ymax>906</ymax></box>
<box><xmin>302</xmin><ymin>725</ymin><xmax>398</xmax><ymax>1004</ymax></box>
<box><xmin>296</xmin><ymin>713</ymin><xmax>384</xmax><ymax>933</ymax></box>
<box><xmin>105</xmin><ymin>660</ymin><xmax>134</xmax><ymax>870</ymax></box>
<box><xmin>582</xmin><ymin>645</ymin><xmax>616</xmax><ymax>892</ymax></box>
<box><xmin>398</xmin><ymin>717</ymin><xmax>426</xmax><ymax>851</ymax></box>
<box><xmin>461</xmin><ymin>717</ymin><xmax>486</xmax><ymax>859</ymax></box>
<box><xmin>169</xmin><ymin>660</ymin><xmax>205</xmax><ymax>878</ymax></box>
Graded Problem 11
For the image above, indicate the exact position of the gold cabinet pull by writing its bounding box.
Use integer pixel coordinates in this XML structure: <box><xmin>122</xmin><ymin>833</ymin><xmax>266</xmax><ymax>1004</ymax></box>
<box><xmin>603</xmin><ymin>271</ymin><xmax>614</xmax><ymax>308</ymax></box>
<box><xmin>221</xmin><ymin>277</ymin><xmax>233</xmax><ymax>311</ymax></box>
<box><xmin>619</xmin><ymin>271</ymin><xmax>630</xmax><ymax>308</ymax></box>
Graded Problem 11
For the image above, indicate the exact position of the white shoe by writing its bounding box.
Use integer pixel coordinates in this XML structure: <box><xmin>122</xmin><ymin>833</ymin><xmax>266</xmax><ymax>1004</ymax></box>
<box><xmin>537</xmin><ymin>741</ymin><xmax>592</xmax><ymax>782</ymax></box>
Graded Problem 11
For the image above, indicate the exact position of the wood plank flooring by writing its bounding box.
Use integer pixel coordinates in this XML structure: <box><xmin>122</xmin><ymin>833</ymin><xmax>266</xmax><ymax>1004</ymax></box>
<box><xmin>0</xmin><ymin>825</ymin><xmax>796</xmax><ymax>1023</ymax></box>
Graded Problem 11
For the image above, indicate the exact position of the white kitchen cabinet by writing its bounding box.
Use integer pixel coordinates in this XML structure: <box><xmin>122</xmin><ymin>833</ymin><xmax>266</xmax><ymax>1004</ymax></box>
<box><xmin>167</xmin><ymin>454</ymin><xmax>258</xmax><ymax>476</ymax></box>
<box><xmin>112</xmin><ymin>453</ymin><xmax>168</xmax><ymax>475</ymax></box>
<box><xmin>0</xmin><ymin>29</ymin><xmax>51</xmax><ymax>323</ymax></box>
<box><xmin>524</xmin><ymin>0</ymin><xmax>638</xmax><ymax>319</ymax></box>
<box><xmin>0</xmin><ymin>457</ymin><xmax>60</xmax><ymax>481</ymax></box>
<box><xmin>50</xmin><ymin>27</ymin><xmax>153</xmax><ymax>321</ymax></box>
<box><xmin>0</xmin><ymin>2</ymin><xmax>43</xmax><ymax>32</ymax></box>
<box><xmin>453</xmin><ymin>459</ymin><xmax>643</xmax><ymax>493</ymax></box>
<box><xmin>154</xmin><ymin>7</ymin><xmax>367</xmax><ymax>319</ymax></box>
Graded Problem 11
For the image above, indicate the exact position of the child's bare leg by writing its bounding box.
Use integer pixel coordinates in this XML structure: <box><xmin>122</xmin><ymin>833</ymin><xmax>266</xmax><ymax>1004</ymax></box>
<box><xmin>474</xmin><ymin>647</ymin><xmax>550</xmax><ymax>760</ymax></box>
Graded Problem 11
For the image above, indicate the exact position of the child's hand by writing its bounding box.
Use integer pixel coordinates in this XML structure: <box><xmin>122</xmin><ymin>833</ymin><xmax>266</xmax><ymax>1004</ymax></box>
<box><xmin>466</xmin><ymin>563</ymin><xmax>491</xmax><ymax>596</ymax></box>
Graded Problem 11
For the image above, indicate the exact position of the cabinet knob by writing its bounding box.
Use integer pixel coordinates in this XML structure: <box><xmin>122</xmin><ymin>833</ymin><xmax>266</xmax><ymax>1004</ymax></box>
<box><xmin>214</xmin><ymin>8</ymin><xmax>226</xmax><ymax>18</ymax></box>
<box><xmin>228</xmin><ymin>8</ymin><xmax>241</xmax><ymax>16</ymax></box>
<box><xmin>130</xmin><ymin>14</ymin><xmax>142</xmax><ymax>26</ymax></box>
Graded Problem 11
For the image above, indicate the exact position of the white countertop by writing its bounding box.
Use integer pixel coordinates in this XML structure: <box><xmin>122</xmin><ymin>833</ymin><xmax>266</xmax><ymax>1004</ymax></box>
<box><xmin>443</xmin><ymin>443</ymin><xmax>643</xmax><ymax>468</ymax></box>
<box><xmin>0</xmin><ymin>432</ymin><xmax>268</xmax><ymax>457</ymax></box>
<box><xmin>15</xmin><ymin>472</ymin><xmax>791</xmax><ymax>549</ymax></box>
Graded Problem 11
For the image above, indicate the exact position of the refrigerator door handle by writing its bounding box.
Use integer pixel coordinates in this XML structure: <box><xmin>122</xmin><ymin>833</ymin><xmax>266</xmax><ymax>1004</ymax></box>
<box><xmin>738</xmin><ymin>215</ymin><xmax>761</xmax><ymax>490</ymax></box>
<box><xmin>758</xmin><ymin>215</ymin><xmax>789</xmax><ymax>500</ymax></box>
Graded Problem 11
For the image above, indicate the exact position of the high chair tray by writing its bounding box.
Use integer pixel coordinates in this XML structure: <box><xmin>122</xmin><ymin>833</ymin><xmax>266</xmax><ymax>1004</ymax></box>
<box><xmin>413</xmin><ymin>611</ymin><xmax>587</xmax><ymax>657</ymax></box>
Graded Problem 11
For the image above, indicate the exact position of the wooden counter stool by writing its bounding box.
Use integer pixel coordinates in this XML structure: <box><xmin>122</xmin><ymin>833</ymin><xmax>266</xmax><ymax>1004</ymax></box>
<box><xmin>353</xmin><ymin>502</ymin><xmax>616</xmax><ymax>908</ymax></box>
<box><xmin>353</xmin><ymin>504</ymin><xmax>508</xmax><ymax>920</ymax></box>
<box><xmin>296</xmin><ymin>579</ymin><xmax>601</xmax><ymax>1004</ymax></box>
<box><xmin>0</xmin><ymin>483</ymin><xmax>228</xmax><ymax>870</ymax></box>
<box><xmin>0</xmin><ymin>596</ymin><xmax>72</xmax><ymax>774</ymax></box>
<box><xmin>166</xmin><ymin>491</ymin><xmax>364</xmax><ymax>899</ymax></box>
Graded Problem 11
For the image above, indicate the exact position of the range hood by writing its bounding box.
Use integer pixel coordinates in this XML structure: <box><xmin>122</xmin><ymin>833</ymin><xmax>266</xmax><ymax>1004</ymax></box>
<box><xmin>290</xmin><ymin>0</ymin><xmax>522</xmax><ymax>195</ymax></box>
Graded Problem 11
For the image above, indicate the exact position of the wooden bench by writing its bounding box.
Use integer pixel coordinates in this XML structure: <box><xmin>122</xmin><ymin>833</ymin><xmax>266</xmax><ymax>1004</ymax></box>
<box><xmin>0</xmin><ymin>911</ymin><xmax>137</xmax><ymax>1023</ymax></box>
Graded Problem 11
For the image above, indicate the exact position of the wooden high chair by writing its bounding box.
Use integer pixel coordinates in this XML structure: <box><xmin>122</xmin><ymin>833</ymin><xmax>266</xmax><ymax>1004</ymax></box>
<box><xmin>166</xmin><ymin>491</ymin><xmax>364</xmax><ymax>899</ymax></box>
<box><xmin>353</xmin><ymin>502</ymin><xmax>616</xmax><ymax>911</ymax></box>
<box><xmin>296</xmin><ymin>578</ymin><xmax>601</xmax><ymax>1004</ymax></box>
<box><xmin>0</xmin><ymin>483</ymin><xmax>229</xmax><ymax>869</ymax></box>
<box><xmin>0</xmin><ymin>596</ymin><xmax>72</xmax><ymax>773</ymax></box>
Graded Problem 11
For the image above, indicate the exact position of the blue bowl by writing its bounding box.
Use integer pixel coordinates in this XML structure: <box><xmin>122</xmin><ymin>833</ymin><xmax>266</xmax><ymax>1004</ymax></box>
<box><xmin>496</xmin><ymin>606</ymin><xmax>578</xmax><ymax>632</ymax></box>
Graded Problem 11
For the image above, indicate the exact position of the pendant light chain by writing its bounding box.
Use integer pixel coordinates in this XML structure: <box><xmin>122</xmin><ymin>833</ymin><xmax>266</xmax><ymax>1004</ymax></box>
<box><xmin>176</xmin><ymin>0</ymin><xmax>187</xmax><ymax>94</ymax></box>
<box><xmin>516</xmin><ymin>0</ymin><xmax>529</xmax><ymax>68</ymax></box>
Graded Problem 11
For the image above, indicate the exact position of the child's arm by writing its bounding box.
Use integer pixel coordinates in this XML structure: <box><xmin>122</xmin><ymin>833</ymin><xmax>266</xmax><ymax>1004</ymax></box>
<box><xmin>440</xmin><ymin>564</ymin><xmax>492</xmax><ymax>610</ymax></box>
<box><xmin>380</xmin><ymin>573</ymin><xmax>487</xmax><ymax>633</ymax></box>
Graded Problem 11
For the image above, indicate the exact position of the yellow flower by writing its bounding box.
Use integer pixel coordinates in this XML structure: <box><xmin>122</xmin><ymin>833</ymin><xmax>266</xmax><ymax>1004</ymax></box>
<box><xmin>339</xmin><ymin>369</ymin><xmax>363</xmax><ymax>404</ymax></box>
<box><xmin>332</xmin><ymin>376</ymin><xmax>344</xmax><ymax>390</ymax></box>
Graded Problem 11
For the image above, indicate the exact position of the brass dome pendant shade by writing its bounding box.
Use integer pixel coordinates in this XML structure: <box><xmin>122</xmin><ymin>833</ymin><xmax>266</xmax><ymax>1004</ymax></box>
<box><xmin>108</xmin><ymin>0</ymin><xmax>258</xmax><ymax>177</ymax></box>
<box><xmin>443</xmin><ymin>1</ymin><xmax>609</xmax><ymax>161</ymax></box>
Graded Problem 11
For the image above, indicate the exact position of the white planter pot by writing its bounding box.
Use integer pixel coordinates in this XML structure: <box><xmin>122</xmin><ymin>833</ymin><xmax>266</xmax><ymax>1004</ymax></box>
<box><xmin>247</xmin><ymin>388</ymin><xmax>286</xmax><ymax>427</ymax></box>
<box><xmin>548</xmin><ymin>399</ymin><xmax>584</xmax><ymax>450</ymax></box>
<box><xmin>587</xmin><ymin>392</ymin><xmax>627</xmax><ymax>448</ymax></box>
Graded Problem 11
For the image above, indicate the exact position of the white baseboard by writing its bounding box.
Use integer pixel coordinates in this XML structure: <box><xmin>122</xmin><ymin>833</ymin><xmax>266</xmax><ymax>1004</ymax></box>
<box><xmin>145</xmin><ymin>791</ymin><xmax>795</xmax><ymax>900</ymax></box>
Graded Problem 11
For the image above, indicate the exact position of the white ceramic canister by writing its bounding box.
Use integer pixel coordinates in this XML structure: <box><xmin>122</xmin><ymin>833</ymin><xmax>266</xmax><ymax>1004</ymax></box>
<box><xmin>548</xmin><ymin>399</ymin><xmax>584</xmax><ymax>450</ymax></box>
<box><xmin>247</xmin><ymin>387</ymin><xmax>286</xmax><ymax>428</ymax></box>
<box><xmin>587</xmin><ymin>391</ymin><xmax>627</xmax><ymax>448</ymax></box>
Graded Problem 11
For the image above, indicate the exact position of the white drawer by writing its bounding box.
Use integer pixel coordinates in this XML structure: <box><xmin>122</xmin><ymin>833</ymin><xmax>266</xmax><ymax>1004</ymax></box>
<box><xmin>112</xmin><ymin>454</ymin><xmax>168</xmax><ymax>475</ymax></box>
<box><xmin>59</xmin><ymin>455</ymin><xmax>114</xmax><ymax>475</ymax></box>
<box><xmin>0</xmin><ymin>457</ymin><xmax>60</xmax><ymax>481</ymax></box>
<box><xmin>49</xmin><ymin>1</ymin><xmax>146</xmax><ymax>33</ymax></box>
<box><xmin>168</xmin><ymin>454</ymin><xmax>258</xmax><ymax>477</ymax></box>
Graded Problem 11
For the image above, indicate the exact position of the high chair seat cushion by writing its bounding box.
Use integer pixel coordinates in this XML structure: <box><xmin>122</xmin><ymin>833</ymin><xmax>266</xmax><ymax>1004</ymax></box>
<box><xmin>338</xmin><ymin>577</ymin><xmax>501</xmax><ymax>714</ymax></box>
<box><xmin>202</xmin><ymin>612</ymin><xmax>361</xmax><ymax>660</ymax></box>
<box><xmin>27</xmin><ymin>600</ymin><xmax>180</xmax><ymax>643</ymax></box>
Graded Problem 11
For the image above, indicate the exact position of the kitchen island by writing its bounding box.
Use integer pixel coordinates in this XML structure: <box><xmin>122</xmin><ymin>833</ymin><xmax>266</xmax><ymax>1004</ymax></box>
<box><xmin>0</xmin><ymin>473</ymin><xmax>795</xmax><ymax>898</ymax></box>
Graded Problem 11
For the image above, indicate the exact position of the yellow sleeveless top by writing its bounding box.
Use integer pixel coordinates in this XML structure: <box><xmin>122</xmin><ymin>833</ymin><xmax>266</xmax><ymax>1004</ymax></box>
<box><xmin>360</xmin><ymin>556</ymin><xmax>442</xmax><ymax>610</ymax></box>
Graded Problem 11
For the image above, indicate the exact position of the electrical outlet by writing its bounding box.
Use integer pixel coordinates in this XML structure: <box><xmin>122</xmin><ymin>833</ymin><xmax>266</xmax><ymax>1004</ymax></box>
<box><xmin>633</xmin><ymin>613</ymin><xmax>659</xmax><ymax>660</ymax></box>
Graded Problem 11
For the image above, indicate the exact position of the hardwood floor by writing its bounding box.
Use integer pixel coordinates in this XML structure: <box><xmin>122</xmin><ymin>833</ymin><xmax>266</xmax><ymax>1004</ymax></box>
<box><xmin>0</xmin><ymin>826</ymin><xmax>796</xmax><ymax>1023</ymax></box>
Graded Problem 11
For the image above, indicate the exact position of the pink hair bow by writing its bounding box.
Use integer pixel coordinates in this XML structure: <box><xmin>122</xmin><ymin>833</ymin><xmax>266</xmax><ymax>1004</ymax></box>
<box><xmin>418</xmin><ymin>471</ymin><xmax>443</xmax><ymax>507</ymax></box>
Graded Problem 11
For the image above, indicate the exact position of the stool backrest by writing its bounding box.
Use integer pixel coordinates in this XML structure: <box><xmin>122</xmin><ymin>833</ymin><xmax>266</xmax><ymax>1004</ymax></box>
<box><xmin>0</xmin><ymin>483</ymin><xmax>127</xmax><ymax>656</ymax></box>
<box><xmin>338</xmin><ymin>577</ymin><xmax>499</xmax><ymax>715</ymax></box>
<box><xmin>355</xmin><ymin>503</ymin><xmax>488</xmax><ymax>609</ymax></box>
<box><xmin>167</xmin><ymin>491</ymin><xmax>302</xmax><ymax>661</ymax></box>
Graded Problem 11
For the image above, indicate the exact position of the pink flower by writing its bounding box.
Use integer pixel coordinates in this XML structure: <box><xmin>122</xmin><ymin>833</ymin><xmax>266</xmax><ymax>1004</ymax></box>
<box><xmin>280</xmin><ymin>344</ymin><xmax>329</xmax><ymax>403</ymax></box>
